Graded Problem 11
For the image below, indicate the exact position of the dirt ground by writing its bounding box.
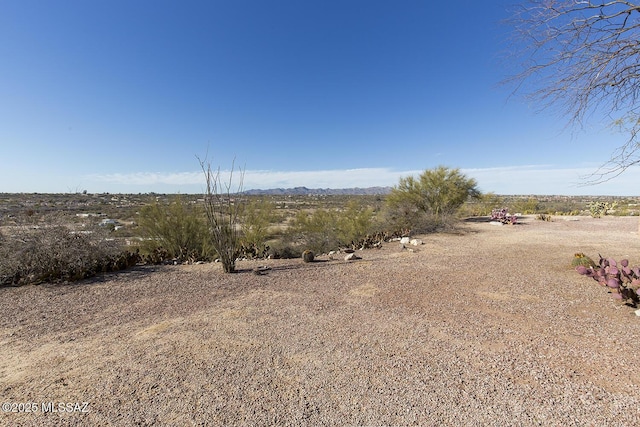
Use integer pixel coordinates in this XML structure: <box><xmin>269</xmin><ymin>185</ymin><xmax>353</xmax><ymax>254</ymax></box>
<box><xmin>1</xmin><ymin>215</ymin><xmax>640</xmax><ymax>426</ymax></box>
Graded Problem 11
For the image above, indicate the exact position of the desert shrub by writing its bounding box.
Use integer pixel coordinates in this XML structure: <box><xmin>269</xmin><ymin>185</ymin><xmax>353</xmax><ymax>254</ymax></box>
<box><xmin>386</xmin><ymin>166</ymin><xmax>481</xmax><ymax>230</ymax></box>
<box><xmin>287</xmin><ymin>203</ymin><xmax>376</xmax><ymax>254</ymax></box>
<box><xmin>383</xmin><ymin>208</ymin><xmax>446</xmax><ymax>234</ymax></box>
<box><xmin>340</xmin><ymin>201</ymin><xmax>376</xmax><ymax>244</ymax></box>
<box><xmin>576</xmin><ymin>255</ymin><xmax>640</xmax><ymax>307</ymax></box>
<box><xmin>536</xmin><ymin>213</ymin><xmax>553</xmax><ymax>221</ymax></box>
<box><xmin>0</xmin><ymin>225</ymin><xmax>129</xmax><ymax>286</ymax></box>
<box><xmin>460</xmin><ymin>192</ymin><xmax>504</xmax><ymax>217</ymax></box>
<box><xmin>511</xmin><ymin>197</ymin><xmax>540</xmax><ymax>214</ymax></box>
<box><xmin>138</xmin><ymin>197</ymin><xmax>213</xmax><ymax>263</ymax></box>
<box><xmin>240</xmin><ymin>198</ymin><xmax>277</xmax><ymax>258</ymax></box>
<box><xmin>289</xmin><ymin>209</ymin><xmax>340</xmax><ymax>254</ymax></box>
<box><xmin>267</xmin><ymin>242</ymin><xmax>302</xmax><ymax>259</ymax></box>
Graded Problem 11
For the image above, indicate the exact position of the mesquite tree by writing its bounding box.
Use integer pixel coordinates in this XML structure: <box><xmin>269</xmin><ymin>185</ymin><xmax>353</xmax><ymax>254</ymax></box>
<box><xmin>387</xmin><ymin>166</ymin><xmax>481</xmax><ymax>227</ymax></box>
<box><xmin>507</xmin><ymin>0</ymin><xmax>640</xmax><ymax>182</ymax></box>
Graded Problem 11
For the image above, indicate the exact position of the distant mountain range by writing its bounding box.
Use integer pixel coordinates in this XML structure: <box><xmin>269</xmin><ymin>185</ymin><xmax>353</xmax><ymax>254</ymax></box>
<box><xmin>242</xmin><ymin>186</ymin><xmax>393</xmax><ymax>196</ymax></box>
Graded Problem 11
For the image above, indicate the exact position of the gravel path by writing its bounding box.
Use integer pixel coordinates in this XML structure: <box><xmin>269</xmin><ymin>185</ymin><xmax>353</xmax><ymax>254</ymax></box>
<box><xmin>1</xmin><ymin>215</ymin><xmax>640</xmax><ymax>426</ymax></box>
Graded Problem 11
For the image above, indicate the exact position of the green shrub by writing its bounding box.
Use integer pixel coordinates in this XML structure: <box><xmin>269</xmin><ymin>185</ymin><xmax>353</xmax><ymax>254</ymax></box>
<box><xmin>340</xmin><ymin>201</ymin><xmax>376</xmax><ymax>244</ymax></box>
<box><xmin>137</xmin><ymin>197</ymin><xmax>213</xmax><ymax>263</ymax></box>
<box><xmin>287</xmin><ymin>202</ymin><xmax>376</xmax><ymax>254</ymax></box>
<box><xmin>511</xmin><ymin>197</ymin><xmax>540</xmax><ymax>214</ymax></box>
<box><xmin>460</xmin><ymin>192</ymin><xmax>504</xmax><ymax>217</ymax></box>
<box><xmin>289</xmin><ymin>209</ymin><xmax>340</xmax><ymax>254</ymax></box>
<box><xmin>240</xmin><ymin>198</ymin><xmax>277</xmax><ymax>258</ymax></box>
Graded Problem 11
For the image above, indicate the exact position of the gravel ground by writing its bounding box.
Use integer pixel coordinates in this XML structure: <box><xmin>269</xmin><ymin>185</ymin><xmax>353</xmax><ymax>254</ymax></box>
<box><xmin>1</xmin><ymin>215</ymin><xmax>640</xmax><ymax>426</ymax></box>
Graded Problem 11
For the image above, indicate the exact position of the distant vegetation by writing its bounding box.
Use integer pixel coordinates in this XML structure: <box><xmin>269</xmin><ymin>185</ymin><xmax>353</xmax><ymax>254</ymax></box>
<box><xmin>1</xmin><ymin>175</ymin><xmax>640</xmax><ymax>285</ymax></box>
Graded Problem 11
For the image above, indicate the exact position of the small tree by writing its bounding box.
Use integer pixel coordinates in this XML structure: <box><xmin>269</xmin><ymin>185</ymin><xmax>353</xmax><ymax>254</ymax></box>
<box><xmin>199</xmin><ymin>158</ymin><xmax>245</xmax><ymax>273</ymax></box>
<box><xmin>386</xmin><ymin>166</ymin><xmax>481</xmax><ymax>229</ymax></box>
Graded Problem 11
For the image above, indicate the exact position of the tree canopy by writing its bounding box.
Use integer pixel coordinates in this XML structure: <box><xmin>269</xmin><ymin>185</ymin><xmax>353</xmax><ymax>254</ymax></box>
<box><xmin>387</xmin><ymin>166</ymin><xmax>481</xmax><ymax>224</ymax></box>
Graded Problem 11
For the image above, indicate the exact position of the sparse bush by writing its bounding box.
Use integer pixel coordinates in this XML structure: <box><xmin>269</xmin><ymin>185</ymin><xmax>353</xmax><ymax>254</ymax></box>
<box><xmin>0</xmin><ymin>225</ymin><xmax>129</xmax><ymax>286</ymax></box>
<box><xmin>536</xmin><ymin>213</ymin><xmax>553</xmax><ymax>221</ymax></box>
<box><xmin>267</xmin><ymin>242</ymin><xmax>302</xmax><ymax>259</ymax></box>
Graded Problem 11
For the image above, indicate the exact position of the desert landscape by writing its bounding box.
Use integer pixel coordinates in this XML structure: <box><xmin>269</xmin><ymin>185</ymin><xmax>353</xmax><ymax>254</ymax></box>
<box><xmin>1</xmin><ymin>214</ymin><xmax>639</xmax><ymax>426</ymax></box>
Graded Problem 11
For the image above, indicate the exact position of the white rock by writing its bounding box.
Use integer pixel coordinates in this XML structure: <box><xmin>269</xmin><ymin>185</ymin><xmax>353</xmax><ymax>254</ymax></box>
<box><xmin>489</xmin><ymin>221</ymin><xmax>503</xmax><ymax>226</ymax></box>
<box><xmin>400</xmin><ymin>237</ymin><xmax>411</xmax><ymax>244</ymax></box>
<box><xmin>344</xmin><ymin>253</ymin><xmax>361</xmax><ymax>261</ymax></box>
<box><xmin>410</xmin><ymin>239</ymin><xmax>422</xmax><ymax>246</ymax></box>
<box><xmin>635</xmin><ymin>308</ymin><xmax>640</xmax><ymax>317</ymax></box>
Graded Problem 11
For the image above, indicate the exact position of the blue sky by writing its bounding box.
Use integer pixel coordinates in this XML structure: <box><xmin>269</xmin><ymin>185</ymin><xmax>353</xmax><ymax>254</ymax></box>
<box><xmin>1</xmin><ymin>0</ymin><xmax>638</xmax><ymax>195</ymax></box>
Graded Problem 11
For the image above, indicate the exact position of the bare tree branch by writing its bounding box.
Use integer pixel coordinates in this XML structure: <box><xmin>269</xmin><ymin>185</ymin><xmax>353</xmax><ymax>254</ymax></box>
<box><xmin>506</xmin><ymin>0</ymin><xmax>640</xmax><ymax>182</ymax></box>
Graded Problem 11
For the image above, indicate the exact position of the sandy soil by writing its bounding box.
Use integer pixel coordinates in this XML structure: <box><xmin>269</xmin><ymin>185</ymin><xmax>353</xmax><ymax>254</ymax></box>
<box><xmin>1</xmin><ymin>215</ymin><xmax>640</xmax><ymax>426</ymax></box>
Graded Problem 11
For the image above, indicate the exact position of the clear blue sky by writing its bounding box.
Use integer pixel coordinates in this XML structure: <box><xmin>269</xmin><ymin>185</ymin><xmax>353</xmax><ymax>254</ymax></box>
<box><xmin>1</xmin><ymin>0</ymin><xmax>638</xmax><ymax>195</ymax></box>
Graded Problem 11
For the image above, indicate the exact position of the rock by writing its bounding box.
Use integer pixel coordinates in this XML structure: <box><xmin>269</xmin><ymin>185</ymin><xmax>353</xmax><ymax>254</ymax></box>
<box><xmin>344</xmin><ymin>253</ymin><xmax>361</xmax><ymax>261</ymax></box>
<box><xmin>400</xmin><ymin>237</ymin><xmax>411</xmax><ymax>244</ymax></box>
<box><xmin>410</xmin><ymin>239</ymin><xmax>422</xmax><ymax>246</ymax></box>
<box><xmin>253</xmin><ymin>266</ymin><xmax>271</xmax><ymax>275</ymax></box>
<box><xmin>635</xmin><ymin>308</ymin><xmax>640</xmax><ymax>317</ymax></box>
<box><xmin>489</xmin><ymin>221</ymin><xmax>504</xmax><ymax>226</ymax></box>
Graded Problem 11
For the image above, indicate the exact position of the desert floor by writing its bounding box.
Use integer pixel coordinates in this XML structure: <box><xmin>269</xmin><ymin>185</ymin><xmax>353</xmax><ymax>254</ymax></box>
<box><xmin>1</xmin><ymin>215</ymin><xmax>640</xmax><ymax>426</ymax></box>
